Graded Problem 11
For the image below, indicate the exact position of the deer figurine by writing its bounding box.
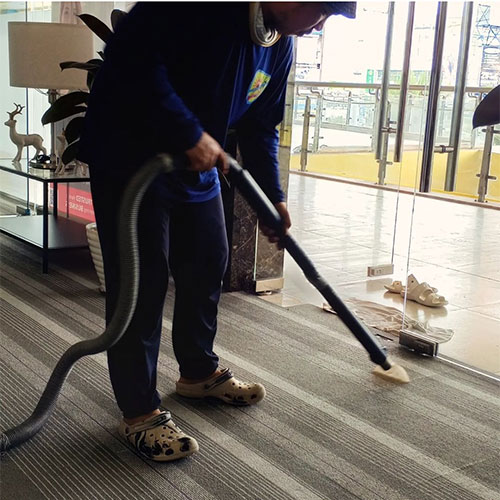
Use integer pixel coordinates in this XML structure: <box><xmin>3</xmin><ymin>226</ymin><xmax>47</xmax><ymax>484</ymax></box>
<box><xmin>4</xmin><ymin>103</ymin><xmax>46</xmax><ymax>162</ymax></box>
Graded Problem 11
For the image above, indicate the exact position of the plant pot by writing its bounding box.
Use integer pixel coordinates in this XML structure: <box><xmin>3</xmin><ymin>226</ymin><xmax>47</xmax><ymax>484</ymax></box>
<box><xmin>86</xmin><ymin>222</ymin><xmax>106</xmax><ymax>293</ymax></box>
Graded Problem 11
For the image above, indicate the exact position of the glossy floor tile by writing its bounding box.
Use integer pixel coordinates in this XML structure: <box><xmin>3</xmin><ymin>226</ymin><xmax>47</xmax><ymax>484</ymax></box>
<box><xmin>432</xmin><ymin>311</ymin><xmax>500</xmax><ymax>374</ymax></box>
<box><xmin>469</xmin><ymin>302</ymin><xmax>500</xmax><ymax>321</ymax></box>
<box><xmin>271</xmin><ymin>173</ymin><xmax>500</xmax><ymax>375</ymax></box>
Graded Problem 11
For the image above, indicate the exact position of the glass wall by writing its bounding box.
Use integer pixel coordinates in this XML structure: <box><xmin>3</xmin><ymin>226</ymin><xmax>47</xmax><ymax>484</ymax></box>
<box><xmin>292</xmin><ymin>1</ymin><xmax>499</xmax><ymax>204</ymax></box>
<box><xmin>286</xmin><ymin>1</ymin><xmax>500</xmax><ymax>376</ymax></box>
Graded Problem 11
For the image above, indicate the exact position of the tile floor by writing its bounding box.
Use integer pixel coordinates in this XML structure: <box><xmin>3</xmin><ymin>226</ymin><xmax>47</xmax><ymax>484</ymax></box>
<box><xmin>261</xmin><ymin>172</ymin><xmax>500</xmax><ymax>376</ymax></box>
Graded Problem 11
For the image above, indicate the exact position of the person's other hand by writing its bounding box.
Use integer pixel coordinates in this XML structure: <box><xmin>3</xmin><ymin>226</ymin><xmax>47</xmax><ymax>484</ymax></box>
<box><xmin>260</xmin><ymin>201</ymin><xmax>292</xmax><ymax>249</ymax></box>
<box><xmin>185</xmin><ymin>132</ymin><xmax>229</xmax><ymax>174</ymax></box>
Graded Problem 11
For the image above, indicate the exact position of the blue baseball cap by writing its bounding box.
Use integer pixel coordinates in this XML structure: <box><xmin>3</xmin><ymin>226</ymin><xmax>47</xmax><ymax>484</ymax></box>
<box><xmin>324</xmin><ymin>2</ymin><xmax>357</xmax><ymax>19</ymax></box>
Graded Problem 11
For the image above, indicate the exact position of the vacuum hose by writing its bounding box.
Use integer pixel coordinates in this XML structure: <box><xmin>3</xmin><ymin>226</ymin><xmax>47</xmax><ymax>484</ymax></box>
<box><xmin>1</xmin><ymin>153</ymin><xmax>394</xmax><ymax>453</ymax></box>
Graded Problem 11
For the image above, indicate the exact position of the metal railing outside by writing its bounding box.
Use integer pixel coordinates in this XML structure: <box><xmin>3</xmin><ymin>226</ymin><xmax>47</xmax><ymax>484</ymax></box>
<box><xmin>292</xmin><ymin>81</ymin><xmax>497</xmax><ymax>202</ymax></box>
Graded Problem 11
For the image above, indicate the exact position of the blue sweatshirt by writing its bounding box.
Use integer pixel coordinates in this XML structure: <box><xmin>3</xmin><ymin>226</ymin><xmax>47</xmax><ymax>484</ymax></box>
<box><xmin>80</xmin><ymin>2</ymin><xmax>293</xmax><ymax>204</ymax></box>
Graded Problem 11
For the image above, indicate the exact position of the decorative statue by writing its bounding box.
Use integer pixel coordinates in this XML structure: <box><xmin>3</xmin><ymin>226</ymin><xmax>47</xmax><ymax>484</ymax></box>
<box><xmin>4</xmin><ymin>103</ymin><xmax>46</xmax><ymax>162</ymax></box>
<box><xmin>54</xmin><ymin>130</ymin><xmax>67</xmax><ymax>174</ymax></box>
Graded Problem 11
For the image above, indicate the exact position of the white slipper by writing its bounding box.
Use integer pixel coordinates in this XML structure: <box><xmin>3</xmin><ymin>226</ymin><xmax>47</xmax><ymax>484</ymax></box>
<box><xmin>384</xmin><ymin>280</ymin><xmax>406</xmax><ymax>294</ymax></box>
<box><xmin>402</xmin><ymin>275</ymin><xmax>447</xmax><ymax>307</ymax></box>
<box><xmin>176</xmin><ymin>368</ymin><xmax>266</xmax><ymax>406</ymax></box>
<box><xmin>385</xmin><ymin>276</ymin><xmax>438</xmax><ymax>295</ymax></box>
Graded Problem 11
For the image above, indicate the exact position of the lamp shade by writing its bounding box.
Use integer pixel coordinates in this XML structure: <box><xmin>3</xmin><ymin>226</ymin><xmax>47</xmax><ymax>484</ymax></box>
<box><xmin>8</xmin><ymin>22</ymin><xmax>94</xmax><ymax>90</ymax></box>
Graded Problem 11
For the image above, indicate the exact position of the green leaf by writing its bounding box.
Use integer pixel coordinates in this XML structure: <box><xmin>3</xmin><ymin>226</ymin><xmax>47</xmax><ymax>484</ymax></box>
<box><xmin>111</xmin><ymin>9</ymin><xmax>127</xmax><ymax>32</ymax></box>
<box><xmin>42</xmin><ymin>97</ymin><xmax>87</xmax><ymax>125</ymax></box>
<box><xmin>64</xmin><ymin>116</ymin><xmax>85</xmax><ymax>144</ymax></box>
<box><xmin>78</xmin><ymin>13</ymin><xmax>113</xmax><ymax>44</ymax></box>
<box><xmin>87</xmin><ymin>58</ymin><xmax>103</xmax><ymax>65</ymax></box>
<box><xmin>42</xmin><ymin>92</ymin><xmax>88</xmax><ymax>125</ymax></box>
<box><xmin>62</xmin><ymin>139</ymin><xmax>79</xmax><ymax>165</ymax></box>
<box><xmin>60</xmin><ymin>60</ymin><xmax>101</xmax><ymax>72</ymax></box>
<box><xmin>60</xmin><ymin>91</ymin><xmax>89</xmax><ymax>106</ymax></box>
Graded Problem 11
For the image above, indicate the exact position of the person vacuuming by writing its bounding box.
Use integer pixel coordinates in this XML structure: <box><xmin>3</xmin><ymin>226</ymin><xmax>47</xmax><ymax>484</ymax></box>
<box><xmin>77</xmin><ymin>2</ymin><xmax>361</xmax><ymax>462</ymax></box>
<box><xmin>1</xmin><ymin>2</ymin><xmax>408</xmax><ymax>458</ymax></box>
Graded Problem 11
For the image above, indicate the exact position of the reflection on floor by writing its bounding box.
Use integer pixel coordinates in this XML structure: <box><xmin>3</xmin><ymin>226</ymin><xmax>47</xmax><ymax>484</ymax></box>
<box><xmin>261</xmin><ymin>173</ymin><xmax>500</xmax><ymax>376</ymax></box>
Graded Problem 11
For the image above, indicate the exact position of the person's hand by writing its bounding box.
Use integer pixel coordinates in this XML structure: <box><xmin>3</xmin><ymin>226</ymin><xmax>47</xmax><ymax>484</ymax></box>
<box><xmin>260</xmin><ymin>201</ymin><xmax>292</xmax><ymax>249</ymax></box>
<box><xmin>185</xmin><ymin>132</ymin><xmax>229</xmax><ymax>174</ymax></box>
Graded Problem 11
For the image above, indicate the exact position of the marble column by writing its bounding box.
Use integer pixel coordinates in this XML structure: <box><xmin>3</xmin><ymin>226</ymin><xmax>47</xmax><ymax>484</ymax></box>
<box><xmin>221</xmin><ymin>133</ymin><xmax>259</xmax><ymax>293</ymax></box>
<box><xmin>222</xmin><ymin>53</ymin><xmax>296</xmax><ymax>293</ymax></box>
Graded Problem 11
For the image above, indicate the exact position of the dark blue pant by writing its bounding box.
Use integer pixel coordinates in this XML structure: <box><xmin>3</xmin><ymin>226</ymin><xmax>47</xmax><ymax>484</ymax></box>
<box><xmin>90</xmin><ymin>166</ymin><xmax>228</xmax><ymax>419</ymax></box>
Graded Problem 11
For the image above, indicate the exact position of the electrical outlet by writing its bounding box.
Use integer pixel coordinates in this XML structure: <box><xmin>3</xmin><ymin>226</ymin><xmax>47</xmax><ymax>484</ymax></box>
<box><xmin>367</xmin><ymin>264</ymin><xmax>394</xmax><ymax>277</ymax></box>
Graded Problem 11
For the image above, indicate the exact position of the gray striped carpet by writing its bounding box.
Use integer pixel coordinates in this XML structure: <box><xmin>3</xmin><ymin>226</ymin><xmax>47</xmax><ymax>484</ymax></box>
<box><xmin>1</xmin><ymin>233</ymin><xmax>499</xmax><ymax>500</ymax></box>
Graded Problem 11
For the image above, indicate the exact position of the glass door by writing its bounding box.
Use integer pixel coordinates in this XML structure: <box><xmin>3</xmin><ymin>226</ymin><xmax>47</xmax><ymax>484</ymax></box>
<box><xmin>402</xmin><ymin>1</ymin><xmax>500</xmax><ymax>375</ymax></box>
<box><xmin>284</xmin><ymin>2</ymin><xmax>428</xmax><ymax>308</ymax></box>
<box><xmin>285</xmin><ymin>1</ymin><xmax>500</xmax><ymax>377</ymax></box>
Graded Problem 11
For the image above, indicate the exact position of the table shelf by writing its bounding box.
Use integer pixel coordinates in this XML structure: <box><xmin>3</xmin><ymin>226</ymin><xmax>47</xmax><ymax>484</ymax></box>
<box><xmin>1</xmin><ymin>159</ymin><xmax>90</xmax><ymax>272</ymax></box>
<box><xmin>0</xmin><ymin>215</ymin><xmax>88</xmax><ymax>250</ymax></box>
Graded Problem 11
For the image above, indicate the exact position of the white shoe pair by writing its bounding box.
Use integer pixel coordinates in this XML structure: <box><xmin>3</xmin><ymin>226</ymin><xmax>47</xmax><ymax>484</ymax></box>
<box><xmin>385</xmin><ymin>274</ymin><xmax>448</xmax><ymax>307</ymax></box>
<box><xmin>119</xmin><ymin>369</ymin><xmax>266</xmax><ymax>462</ymax></box>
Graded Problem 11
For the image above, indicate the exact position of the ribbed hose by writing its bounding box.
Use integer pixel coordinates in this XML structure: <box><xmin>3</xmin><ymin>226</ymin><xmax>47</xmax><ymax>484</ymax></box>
<box><xmin>0</xmin><ymin>154</ymin><xmax>176</xmax><ymax>453</ymax></box>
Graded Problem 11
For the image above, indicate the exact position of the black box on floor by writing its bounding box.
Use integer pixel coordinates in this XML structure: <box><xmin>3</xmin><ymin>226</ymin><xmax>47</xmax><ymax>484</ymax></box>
<box><xmin>399</xmin><ymin>330</ymin><xmax>439</xmax><ymax>356</ymax></box>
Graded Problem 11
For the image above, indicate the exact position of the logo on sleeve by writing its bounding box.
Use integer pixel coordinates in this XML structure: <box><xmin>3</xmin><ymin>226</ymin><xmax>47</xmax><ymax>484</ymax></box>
<box><xmin>246</xmin><ymin>70</ymin><xmax>271</xmax><ymax>104</ymax></box>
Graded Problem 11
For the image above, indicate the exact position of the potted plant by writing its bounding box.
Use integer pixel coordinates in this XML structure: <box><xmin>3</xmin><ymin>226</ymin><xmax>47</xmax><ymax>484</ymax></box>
<box><xmin>42</xmin><ymin>10</ymin><xmax>126</xmax><ymax>293</ymax></box>
<box><xmin>41</xmin><ymin>9</ymin><xmax>126</xmax><ymax>166</ymax></box>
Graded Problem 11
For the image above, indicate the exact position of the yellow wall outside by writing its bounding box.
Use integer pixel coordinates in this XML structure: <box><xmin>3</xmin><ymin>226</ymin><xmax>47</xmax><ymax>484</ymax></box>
<box><xmin>290</xmin><ymin>150</ymin><xmax>500</xmax><ymax>202</ymax></box>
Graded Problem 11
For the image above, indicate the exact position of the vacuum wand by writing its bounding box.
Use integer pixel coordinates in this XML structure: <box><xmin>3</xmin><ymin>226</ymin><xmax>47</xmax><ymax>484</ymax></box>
<box><xmin>227</xmin><ymin>157</ymin><xmax>409</xmax><ymax>382</ymax></box>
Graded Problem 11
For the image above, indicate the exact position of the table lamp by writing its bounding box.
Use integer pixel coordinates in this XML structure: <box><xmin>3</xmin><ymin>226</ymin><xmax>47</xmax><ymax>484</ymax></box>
<box><xmin>8</xmin><ymin>21</ymin><xmax>94</xmax><ymax>167</ymax></box>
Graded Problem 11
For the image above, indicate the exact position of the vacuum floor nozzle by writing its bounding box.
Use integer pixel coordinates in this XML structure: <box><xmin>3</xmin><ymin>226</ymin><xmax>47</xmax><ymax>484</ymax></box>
<box><xmin>373</xmin><ymin>359</ymin><xmax>410</xmax><ymax>384</ymax></box>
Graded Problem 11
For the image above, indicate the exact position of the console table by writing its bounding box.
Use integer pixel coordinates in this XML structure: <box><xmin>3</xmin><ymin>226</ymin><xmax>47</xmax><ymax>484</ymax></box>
<box><xmin>0</xmin><ymin>160</ymin><xmax>90</xmax><ymax>273</ymax></box>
